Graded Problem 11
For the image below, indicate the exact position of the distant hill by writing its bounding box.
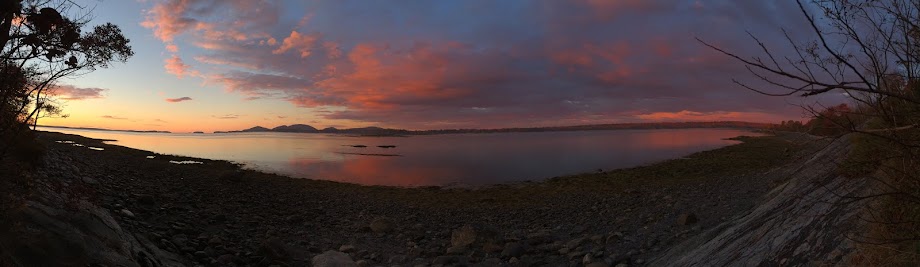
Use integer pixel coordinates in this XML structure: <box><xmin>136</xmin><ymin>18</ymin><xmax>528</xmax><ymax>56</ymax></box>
<box><xmin>237</xmin><ymin>126</ymin><xmax>271</xmax><ymax>132</ymax></box>
<box><xmin>271</xmin><ymin>124</ymin><xmax>318</xmax><ymax>132</ymax></box>
<box><xmin>217</xmin><ymin>121</ymin><xmax>772</xmax><ymax>136</ymax></box>
<box><xmin>215</xmin><ymin>124</ymin><xmax>410</xmax><ymax>136</ymax></box>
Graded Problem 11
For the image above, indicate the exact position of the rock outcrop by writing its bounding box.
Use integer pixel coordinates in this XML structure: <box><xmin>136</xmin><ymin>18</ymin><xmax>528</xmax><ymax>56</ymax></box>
<box><xmin>0</xmin><ymin>150</ymin><xmax>185</xmax><ymax>267</ymax></box>
<box><xmin>652</xmin><ymin>137</ymin><xmax>867</xmax><ymax>265</ymax></box>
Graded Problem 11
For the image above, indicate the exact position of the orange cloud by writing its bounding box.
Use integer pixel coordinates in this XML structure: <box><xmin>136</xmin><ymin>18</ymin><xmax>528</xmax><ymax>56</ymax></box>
<box><xmin>272</xmin><ymin>31</ymin><xmax>319</xmax><ymax>58</ymax></box>
<box><xmin>635</xmin><ymin>110</ymin><xmax>782</xmax><ymax>122</ymax></box>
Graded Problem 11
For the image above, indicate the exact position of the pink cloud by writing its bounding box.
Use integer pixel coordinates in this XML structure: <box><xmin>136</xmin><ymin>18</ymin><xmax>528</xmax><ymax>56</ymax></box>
<box><xmin>140</xmin><ymin>0</ymin><xmax>197</xmax><ymax>42</ymax></box>
<box><xmin>323</xmin><ymin>41</ymin><xmax>342</xmax><ymax>59</ymax></box>
<box><xmin>272</xmin><ymin>31</ymin><xmax>319</xmax><ymax>58</ymax></box>
<box><xmin>49</xmin><ymin>85</ymin><xmax>106</xmax><ymax>100</ymax></box>
<box><xmin>164</xmin><ymin>55</ymin><xmax>198</xmax><ymax>78</ymax></box>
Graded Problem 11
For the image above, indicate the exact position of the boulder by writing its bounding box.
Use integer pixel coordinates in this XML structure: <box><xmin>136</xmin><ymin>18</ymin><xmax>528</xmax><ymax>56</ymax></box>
<box><xmin>676</xmin><ymin>213</ymin><xmax>699</xmax><ymax>225</ymax></box>
<box><xmin>452</xmin><ymin>225</ymin><xmax>478</xmax><ymax>247</ymax></box>
<box><xmin>312</xmin><ymin>251</ymin><xmax>358</xmax><ymax>267</ymax></box>
<box><xmin>451</xmin><ymin>224</ymin><xmax>500</xmax><ymax>247</ymax></box>
<box><xmin>369</xmin><ymin>217</ymin><xmax>395</xmax><ymax>233</ymax></box>
<box><xmin>258</xmin><ymin>238</ymin><xmax>292</xmax><ymax>262</ymax></box>
<box><xmin>501</xmin><ymin>242</ymin><xmax>525</xmax><ymax>258</ymax></box>
<box><xmin>338</xmin><ymin>244</ymin><xmax>355</xmax><ymax>253</ymax></box>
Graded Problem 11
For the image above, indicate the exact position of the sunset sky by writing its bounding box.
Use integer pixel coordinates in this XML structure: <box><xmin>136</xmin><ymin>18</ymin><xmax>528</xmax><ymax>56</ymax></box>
<box><xmin>41</xmin><ymin>0</ymin><xmax>841</xmax><ymax>133</ymax></box>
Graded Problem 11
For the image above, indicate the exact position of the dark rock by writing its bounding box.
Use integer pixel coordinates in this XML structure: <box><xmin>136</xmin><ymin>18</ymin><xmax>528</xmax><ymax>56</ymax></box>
<box><xmin>676</xmin><ymin>213</ymin><xmax>699</xmax><ymax>225</ymax></box>
<box><xmin>212</xmin><ymin>214</ymin><xmax>227</xmax><ymax>223</ymax></box>
<box><xmin>369</xmin><ymin>217</ymin><xmax>395</xmax><ymax>233</ymax></box>
<box><xmin>388</xmin><ymin>255</ymin><xmax>407</xmax><ymax>264</ymax></box>
<box><xmin>137</xmin><ymin>194</ymin><xmax>155</xmax><ymax>206</ymax></box>
<box><xmin>339</xmin><ymin>244</ymin><xmax>356</xmax><ymax>253</ymax></box>
<box><xmin>312</xmin><ymin>250</ymin><xmax>358</xmax><ymax>267</ymax></box>
<box><xmin>482</xmin><ymin>258</ymin><xmax>503</xmax><ymax>266</ymax></box>
<box><xmin>483</xmin><ymin>242</ymin><xmax>504</xmax><ymax>253</ymax></box>
<box><xmin>446</xmin><ymin>245</ymin><xmax>468</xmax><ymax>255</ymax></box>
<box><xmin>217</xmin><ymin>254</ymin><xmax>235</xmax><ymax>264</ymax></box>
<box><xmin>501</xmin><ymin>242</ymin><xmax>525</xmax><ymax>258</ymax></box>
<box><xmin>258</xmin><ymin>238</ymin><xmax>292</xmax><ymax>262</ymax></box>
<box><xmin>433</xmin><ymin>255</ymin><xmax>459</xmax><ymax>265</ymax></box>
<box><xmin>566</xmin><ymin>237</ymin><xmax>587</xmax><ymax>249</ymax></box>
<box><xmin>81</xmin><ymin>176</ymin><xmax>99</xmax><ymax>185</ymax></box>
<box><xmin>452</xmin><ymin>225</ymin><xmax>478</xmax><ymax>247</ymax></box>
<box><xmin>119</xmin><ymin>209</ymin><xmax>135</xmax><ymax>218</ymax></box>
<box><xmin>451</xmin><ymin>224</ymin><xmax>500</xmax><ymax>248</ymax></box>
<box><xmin>208</xmin><ymin>237</ymin><xmax>223</xmax><ymax>246</ymax></box>
<box><xmin>194</xmin><ymin>251</ymin><xmax>208</xmax><ymax>259</ymax></box>
<box><xmin>3</xmin><ymin>200</ymin><xmax>183</xmax><ymax>267</ymax></box>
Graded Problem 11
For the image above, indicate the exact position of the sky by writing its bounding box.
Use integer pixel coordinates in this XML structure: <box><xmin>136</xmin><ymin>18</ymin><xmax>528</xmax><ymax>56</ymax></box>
<box><xmin>40</xmin><ymin>0</ymin><xmax>843</xmax><ymax>133</ymax></box>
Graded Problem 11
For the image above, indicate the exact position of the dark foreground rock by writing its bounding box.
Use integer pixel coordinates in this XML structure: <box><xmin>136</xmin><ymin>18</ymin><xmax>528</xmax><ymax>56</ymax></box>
<box><xmin>651</xmin><ymin>136</ymin><xmax>867</xmax><ymax>266</ymax></box>
<box><xmin>0</xmin><ymin>131</ymin><xmax>830</xmax><ymax>266</ymax></box>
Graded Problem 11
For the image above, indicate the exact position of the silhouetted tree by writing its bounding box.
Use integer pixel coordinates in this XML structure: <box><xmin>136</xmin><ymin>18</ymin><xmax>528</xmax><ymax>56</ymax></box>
<box><xmin>701</xmin><ymin>0</ymin><xmax>920</xmax><ymax>262</ymax></box>
<box><xmin>0</xmin><ymin>0</ymin><xmax>133</xmax><ymax>158</ymax></box>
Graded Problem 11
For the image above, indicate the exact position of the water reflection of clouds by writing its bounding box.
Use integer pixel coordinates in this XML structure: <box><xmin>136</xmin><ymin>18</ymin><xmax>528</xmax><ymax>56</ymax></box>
<box><xmin>41</xmin><ymin>127</ymin><xmax>762</xmax><ymax>187</ymax></box>
<box><xmin>286</xmin><ymin>156</ymin><xmax>458</xmax><ymax>187</ymax></box>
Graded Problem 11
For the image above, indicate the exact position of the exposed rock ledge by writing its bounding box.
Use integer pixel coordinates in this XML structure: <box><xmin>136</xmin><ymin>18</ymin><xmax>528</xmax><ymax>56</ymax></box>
<box><xmin>0</xmin><ymin>149</ymin><xmax>185</xmax><ymax>266</ymax></box>
<box><xmin>652</xmin><ymin>137</ymin><xmax>866</xmax><ymax>266</ymax></box>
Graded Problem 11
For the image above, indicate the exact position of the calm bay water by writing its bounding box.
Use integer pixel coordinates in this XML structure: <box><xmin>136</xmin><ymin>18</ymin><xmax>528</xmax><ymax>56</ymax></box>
<box><xmin>39</xmin><ymin>127</ymin><xmax>761</xmax><ymax>186</ymax></box>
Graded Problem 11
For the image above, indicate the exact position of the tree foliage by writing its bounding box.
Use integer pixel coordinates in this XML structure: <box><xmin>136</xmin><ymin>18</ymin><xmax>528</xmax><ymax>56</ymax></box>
<box><xmin>0</xmin><ymin>0</ymin><xmax>133</xmax><ymax>158</ymax></box>
<box><xmin>704</xmin><ymin>0</ymin><xmax>920</xmax><ymax>262</ymax></box>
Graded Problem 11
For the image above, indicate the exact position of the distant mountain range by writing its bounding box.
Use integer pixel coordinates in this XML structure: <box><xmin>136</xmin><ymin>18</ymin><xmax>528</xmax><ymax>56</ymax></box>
<box><xmin>215</xmin><ymin>121</ymin><xmax>773</xmax><ymax>136</ymax></box>
<box><xmin>40</xmin><ymin>121</ymin><xmax>774</xmax><ymax>136</ymax></box>
<box><xmin>214</xmin><ymin>124</ymin><xmax>409</xmax><ymax>136</ymax></box>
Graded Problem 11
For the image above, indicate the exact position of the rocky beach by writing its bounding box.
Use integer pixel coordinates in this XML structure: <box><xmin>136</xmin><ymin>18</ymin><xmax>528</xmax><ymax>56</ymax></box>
<box><xmin>1</xmin><ymin>131</ymin><xmax>822</xmax><ymax>266</ymax></box>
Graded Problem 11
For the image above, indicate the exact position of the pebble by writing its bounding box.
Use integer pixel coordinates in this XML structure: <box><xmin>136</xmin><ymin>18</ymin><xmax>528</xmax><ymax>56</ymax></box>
<box><xmin>119</xmin><ymin>209</ymin><xmax>135</xmax><ymax>218</ymax></box>
<box><xmin>339</xmin><ymin>244</ymin><xmax>356</xmax><ymax>253</ymax></box>
<box><xmin>501</xmin><ymin>242</ymin><xmax>525</xmax><ymax>258</ymax></box>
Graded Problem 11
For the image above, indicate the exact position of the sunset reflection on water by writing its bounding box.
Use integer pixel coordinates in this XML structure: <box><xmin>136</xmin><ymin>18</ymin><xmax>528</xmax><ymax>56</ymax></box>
<box><xmin>39</xmin><ymin>127</ymin><xmax>762</xmax><ymax>186</ymax></box>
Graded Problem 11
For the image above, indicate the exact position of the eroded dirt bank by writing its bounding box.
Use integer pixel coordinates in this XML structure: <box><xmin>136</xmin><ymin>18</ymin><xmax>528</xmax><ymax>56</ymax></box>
<box><xmin>2</xmin><ymin>131</ymin><xmax>821</xmax><ymax>266</ymax></box>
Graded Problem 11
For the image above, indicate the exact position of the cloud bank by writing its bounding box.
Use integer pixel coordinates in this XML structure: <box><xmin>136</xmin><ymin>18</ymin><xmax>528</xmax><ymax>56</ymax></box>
<box><xmin>141</xmin><ymin>0</ymin><xmax>833</xmax><ymax>129</ymax></box>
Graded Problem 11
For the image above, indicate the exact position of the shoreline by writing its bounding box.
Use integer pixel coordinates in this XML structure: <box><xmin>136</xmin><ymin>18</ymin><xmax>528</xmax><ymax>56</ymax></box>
<box><xmin>38</xmin><ymin>123</ymin><xmax>771</xmax><ymax>137</ymax></box>
<box><xmin>19</xmin><ymin>130</ymin><xmax>818</xmax><ymax>266</ymax></box>
<box><xmin>37</xmin><ymin>128</ymin><xmax>771</xmax><ymax>189</ymax></box>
